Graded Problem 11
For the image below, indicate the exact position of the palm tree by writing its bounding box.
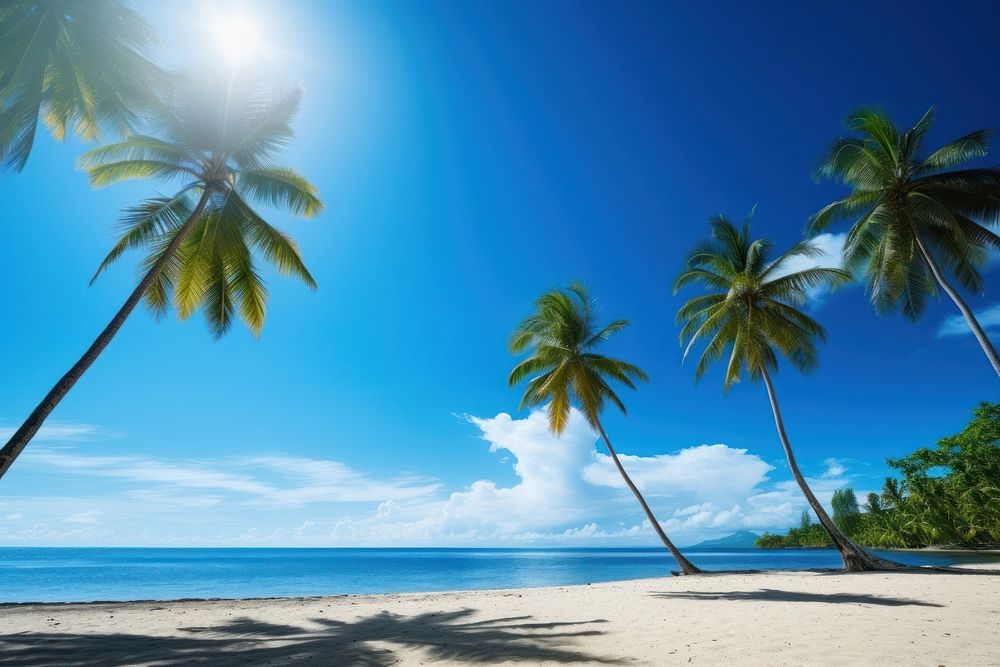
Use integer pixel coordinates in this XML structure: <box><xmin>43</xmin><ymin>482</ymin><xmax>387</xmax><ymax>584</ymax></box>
<box><xmin>0</xmin><ymin>72</ymin><xmax>322</xmax><ymax>480</ymax></box>
<box><xmin>674</xmin><ymin>214</ymin><xmax>901</xmax><ymax>571</ymax></box>
<box><xmin>811</xmin><ymin>107</ymin><xmax>1000</xmax><ymax>377</ymax></box>
<box><xmin>509</xmin><ymin>283</ymin><xmax>701</xmax><ymax>575</ymax></box>
<box><xmin>0</xmin><ymin>0</ymin><xmax>160</xmax><ymax>171</ymax></box>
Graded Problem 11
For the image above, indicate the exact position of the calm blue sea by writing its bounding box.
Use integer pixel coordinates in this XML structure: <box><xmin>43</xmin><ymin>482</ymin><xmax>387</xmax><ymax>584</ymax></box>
<box><xmin>1</xmin><ymin>547</ymin><xmax>997</xmax><ymax>603</ymax></box>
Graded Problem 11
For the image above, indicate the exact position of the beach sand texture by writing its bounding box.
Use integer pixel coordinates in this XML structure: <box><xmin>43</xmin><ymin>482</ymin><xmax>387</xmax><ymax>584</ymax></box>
<box><xmin>2</xmin><ymin>567</ymin><xmax>998</xmax><ymax>665</ymax></box>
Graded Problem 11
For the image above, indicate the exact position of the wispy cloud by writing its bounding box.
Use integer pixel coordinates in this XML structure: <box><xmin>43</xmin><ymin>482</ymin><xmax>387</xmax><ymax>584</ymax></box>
<box><xmin>21</xmin><ymin>448</ymin><xmax>441</xmax><ymax>508</ymax></box>
<box><xmin>938</xmin><ymin>303</ymin><xmax>1000</xmax><ymax>338</ymax></box>
<box><xmin>0</xmin><ymin>421</ymin><xmax>114</xmax><ymax>443</ymax></box>
<box><xmin>241</xmin><ymin>456</ymin><xmax>440</xmax><ymax>505</ymax></box>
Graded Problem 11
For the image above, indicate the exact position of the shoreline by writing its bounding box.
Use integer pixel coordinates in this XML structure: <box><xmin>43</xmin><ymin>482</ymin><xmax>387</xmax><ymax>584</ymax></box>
<box><xmin>0</xmin><ymin>570</ymin><xmax>843</xmax><ymax>608</ymax></box>
<box><xmin>3</xmin><ymin>566</ymin><xmax>997</xmax><ymax>665</ymax></box>
<box><xmin>3</xmin><ymin>560</ymin><xmax>999</xmax><ymax>607</ymax></box>
<box><xmin>3</xmin><ymin>563</ymin><xmax>995</xmax><ymax>608</ymax></box>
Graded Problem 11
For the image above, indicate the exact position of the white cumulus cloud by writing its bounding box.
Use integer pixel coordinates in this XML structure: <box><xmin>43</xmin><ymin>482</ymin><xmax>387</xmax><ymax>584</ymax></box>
<box><xmin>320</xmin><ymin>410</ymin><xmax>784</xmax><ymax>545</ymax></box>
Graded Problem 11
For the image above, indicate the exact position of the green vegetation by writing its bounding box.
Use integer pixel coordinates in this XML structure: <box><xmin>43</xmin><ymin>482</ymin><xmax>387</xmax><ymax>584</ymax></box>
<box><xmin>672</xmin><ymin>215</ymin><xmax>894</xmax><ymax>571</ymax></box>
<box><xmin>758</xmin><ymin>403</ymin><xmax>1000</xmax><ymax>549</ymax></box>
<box><xmin>508</xmin><ymin>283</ymin><xmax>701</xmax><ymax>574</ymax></box>
<box><xmin>812</xmin><ymin>108</ymin><xmax>1000</xmax><ymax>376</ymax></box>
<box><xmin>756</xmin><ymin>522</ymin><xmax>830</xmax><ymax>548</ymax></box>
<box><xmin>1</xmin><ymin>0</ymin><xmax>160</xmax><ymax>171</ymax></box>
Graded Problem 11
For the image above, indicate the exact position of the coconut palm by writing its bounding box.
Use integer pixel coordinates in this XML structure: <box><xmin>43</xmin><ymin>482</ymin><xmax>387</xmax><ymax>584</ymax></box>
<box><xmin>0</xmin><ymin>0</ymin><xmax>160</xmax><ymax>171</ymax></box>
<box><xmin>674</xmin><ymin>214</ymin><xmax>901</xmax><ymax>571</ymax></box>
<box><xmin>0</xmin><ymin>72</ymin><xmax>322</xmax><ymax>480</ymax></box>
<box><xmin>811</xmin><ymin>107</ymin><xmax>1000</xmax><ymax>377</ymax></box>
<box><xmin>509</xmin><ymin>283</ymin><xmax>701</xmax><ymax>575</ymax></box>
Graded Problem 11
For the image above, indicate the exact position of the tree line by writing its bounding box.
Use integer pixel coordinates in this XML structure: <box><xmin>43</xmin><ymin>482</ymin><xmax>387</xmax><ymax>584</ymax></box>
<box><xmin>2</xmin><ymin>1</ymin><xmax>999</xmax><ymax>575</ymax></box>
<box><xmin>758</xmin><ymin>403</ymin><xmax>1000</xmax><ymax>550</ymax></box>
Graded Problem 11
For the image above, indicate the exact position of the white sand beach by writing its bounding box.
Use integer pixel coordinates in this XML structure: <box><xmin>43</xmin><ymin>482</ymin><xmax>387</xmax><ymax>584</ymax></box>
<box><xmin>2</xmin><ymin>566</ymin><xmax>998</xmax><ymax>665</ymax></box>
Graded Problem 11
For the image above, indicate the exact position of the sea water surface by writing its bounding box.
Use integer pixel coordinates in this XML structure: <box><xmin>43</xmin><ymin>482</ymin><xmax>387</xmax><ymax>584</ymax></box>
<box><xmin>1</xmin><ymin>547</ymin><xmax>997</xmax><ymax>603</ymax></box>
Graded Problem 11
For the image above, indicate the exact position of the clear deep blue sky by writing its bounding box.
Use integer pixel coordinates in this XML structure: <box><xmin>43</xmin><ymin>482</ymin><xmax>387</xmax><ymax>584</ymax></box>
<box><xmin>0</xmin><ymin>0</ymin><xmax>997</xmax><ymax>546</ymax></box>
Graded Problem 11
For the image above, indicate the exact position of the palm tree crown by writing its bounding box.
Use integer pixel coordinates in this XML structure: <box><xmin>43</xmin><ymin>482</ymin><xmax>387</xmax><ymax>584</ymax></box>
<box><xmin>674</xmin><ymin>214</ymin><xmax>849</xmax><ymax>389</ymax></box>
<box><xmin>0</xmin><ymin>0</ymin><xmax>159</xmax><ymax>171</ymax></box>
<box><xmin>508</xmin><ymin>283</ymin><xmax>648</xmax><ymax>434</ymax></box>
<box><xmin>810</xmin><ymin>107</ymin><xmax>1000</xmax><ymax>319</ymax></box>
<box><xmin>80</xmin><ymin>72</ymin><xmax>322</xmax><ymax>337</ymax></box>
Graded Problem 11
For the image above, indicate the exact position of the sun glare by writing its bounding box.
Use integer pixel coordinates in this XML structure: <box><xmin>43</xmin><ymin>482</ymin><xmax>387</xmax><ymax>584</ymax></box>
<box><xmin>210</xmin><ymin>13</ymin><xmax>263</xmax><ymax>65</ymax></box>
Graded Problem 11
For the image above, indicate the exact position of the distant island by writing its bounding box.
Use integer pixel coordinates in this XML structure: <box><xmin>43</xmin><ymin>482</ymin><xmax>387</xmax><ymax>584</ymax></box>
<box><xmin>688</xmin><ymin>531</ymin><xmax>761</xmax><ymax>549</ymax></box>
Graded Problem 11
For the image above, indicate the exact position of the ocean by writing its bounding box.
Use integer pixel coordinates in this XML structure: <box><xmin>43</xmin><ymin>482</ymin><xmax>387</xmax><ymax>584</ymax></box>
<box><xmin>1</xmin><ymin>547</ymin><xmax>997</xmax><ymax>603</ymax></box>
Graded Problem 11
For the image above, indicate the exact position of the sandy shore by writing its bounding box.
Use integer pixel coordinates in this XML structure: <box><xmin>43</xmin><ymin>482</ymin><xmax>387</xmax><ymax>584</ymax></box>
<box><xmin>3</xmin><ymin>566</ymin><xmax>999</xmax><ymax>665</ymax></box>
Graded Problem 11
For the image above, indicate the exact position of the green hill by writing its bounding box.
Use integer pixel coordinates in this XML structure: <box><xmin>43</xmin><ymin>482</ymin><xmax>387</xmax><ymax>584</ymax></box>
<box><xmin>688</xmin><ymin>531</ymin><xmax>761</xmax><ymax>549</ymax></box>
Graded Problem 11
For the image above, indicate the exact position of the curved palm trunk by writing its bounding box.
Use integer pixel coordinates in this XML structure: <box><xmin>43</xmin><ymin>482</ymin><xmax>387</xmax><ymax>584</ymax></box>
<box><xmin>0</xmin><ymin>189</ymin><xmax>214</xmax><ymax>481</ymax></box>
<box><xmin>911</xmin><ymin>231</ymin><xmax>1000</xmax><ymax>378</ymax></box>
<box><xmin>761</xmin><ymin>368</ymin><xmax>902</xmax><ymax>572</ymax></box>
<box><xmin>593</xmin><ymin>418</ymin><xmax>701</xmax><ymax>575</ymax></box>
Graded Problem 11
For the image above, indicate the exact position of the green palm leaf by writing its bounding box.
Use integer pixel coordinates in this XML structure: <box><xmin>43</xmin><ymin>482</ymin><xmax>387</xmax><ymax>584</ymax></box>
<box><xmin>237</xmin><ymin>166</ymin><xmax>324</xmax><ymax>217</ymax></box>
<box><xmin>0</xmin><ymin>0</ymin><xmax>159</xmax><ymax>171</ymax></box>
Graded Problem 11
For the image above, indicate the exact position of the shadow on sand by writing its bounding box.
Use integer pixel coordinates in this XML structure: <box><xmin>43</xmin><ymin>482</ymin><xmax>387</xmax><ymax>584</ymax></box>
<box><xmin>652</xmin><ymin>588</ymin><xmax>943</xmax><ymax>607</ymax></box>
<box><xmin>0</xmin><ymin>608</ymin><xmax>627</xmax><ymax>666</ymax></box>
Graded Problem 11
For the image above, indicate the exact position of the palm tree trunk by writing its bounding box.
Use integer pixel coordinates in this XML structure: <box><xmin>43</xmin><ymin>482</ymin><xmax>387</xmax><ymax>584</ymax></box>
<box><xmin>911</xmin><ymin>230</ymin><xmax>1000</xmax><ymax>378</ymax></box>
<box><xmin>0</xmin><ymin>189</ymin><xmax>214</xmax><ymax>481</ymax></box>
<box><xmin>760</xmin><ymin>368</ymin><xmax>903</xmax><ymax>572</ymax></box>
<box><xmin>593</xmin><ymin>418</ymin><xmax>701</xmax><ymax>575</ymax></box>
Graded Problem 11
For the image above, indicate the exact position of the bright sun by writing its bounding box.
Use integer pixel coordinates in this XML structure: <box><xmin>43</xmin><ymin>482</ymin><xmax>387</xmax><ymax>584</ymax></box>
<box><xmin>210</xmin><ymin>13</ymin><xmax>263</xmax><ymax>65</ymax></box>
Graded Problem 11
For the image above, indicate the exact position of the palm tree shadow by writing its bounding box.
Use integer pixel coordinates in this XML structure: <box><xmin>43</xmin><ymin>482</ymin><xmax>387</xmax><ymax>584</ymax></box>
<box><xmin>0</xmin><ymin>608</ymin><xmax>627</xmax><ymax>665</ymax></box>
<box><xmin>652</xmin><ymin>588</ymin><xmax>943</xmax><ymax>607</ymax></box>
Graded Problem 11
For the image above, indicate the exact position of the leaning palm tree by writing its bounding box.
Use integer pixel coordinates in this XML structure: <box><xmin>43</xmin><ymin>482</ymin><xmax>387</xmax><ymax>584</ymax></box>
<box><xmin>0</xmin><ymin>72</ymin><xmax>322</xmax><ymax>480</ymax></box>
<box><xmin>0</xmin><ymin>0</ymin><xmax>160</xmax><ymax>171</ymax></box>
<box><xmin>811</xmin><ymin>107</ymin><xmax>1000</xmax><ymax>377</ymax></box>
<box><xmin>674</xmin><ymin>214</ymin><xmax>901</xmax><ymax>572</ymax></box>
<box><xmin>509</xmin><ymin>283</ymin><xmax>701</xmax><ymax>575</ymax></box>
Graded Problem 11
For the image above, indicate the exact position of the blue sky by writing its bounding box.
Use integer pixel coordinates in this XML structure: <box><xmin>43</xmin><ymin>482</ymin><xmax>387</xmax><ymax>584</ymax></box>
<box><xmin>1</xmin><ymin>0</ymin><xmax>998</xmax><ymax>546</ymax></box>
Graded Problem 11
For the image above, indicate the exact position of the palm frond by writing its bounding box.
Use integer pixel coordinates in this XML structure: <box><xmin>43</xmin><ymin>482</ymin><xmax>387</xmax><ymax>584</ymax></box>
<box><xmin>0</xmin><ymin>0</ymin><xmax>159</xmax><ymax>171</ymax></box>
<box><xmin>86</xmin><ymin>159</ymin><xmax>193</xmax><ymax>188</ymax></box>
<box><xmin>230</xmin><ymin>85</ymin><xmax>303</xmax><ymax>171</ymax></box>
<box><xmin>91</xmin><ymin>188</ymin><xmax>197</xmax><ymax>284</ymax></box>
<box><xmin>236</xmin><ymin>166</ymin><xmax>323</xmax><ymax>217</ymax></box>
<box><xmin>921</xmin><ymin>129</ymin><xmax>993</xmax><ymax>172</ymax></box>
<box><xmin>79</xmin><ymin>136</ymin><xmax>196</xmax><ymax>171</ymax></box>
<box><xmin>760</xmin><ymin>267</ymin><xmax>851</xmax><ymax>304</ymax></box>
<box><xmin>237</xmin><ymin>194</ymin><xmax>317</xmax><ymax>288</ymax></box>
<box><xmin>806</xmin><ymin>190</ymin><xmax>881</xmax><ymax>235</ymax></box>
